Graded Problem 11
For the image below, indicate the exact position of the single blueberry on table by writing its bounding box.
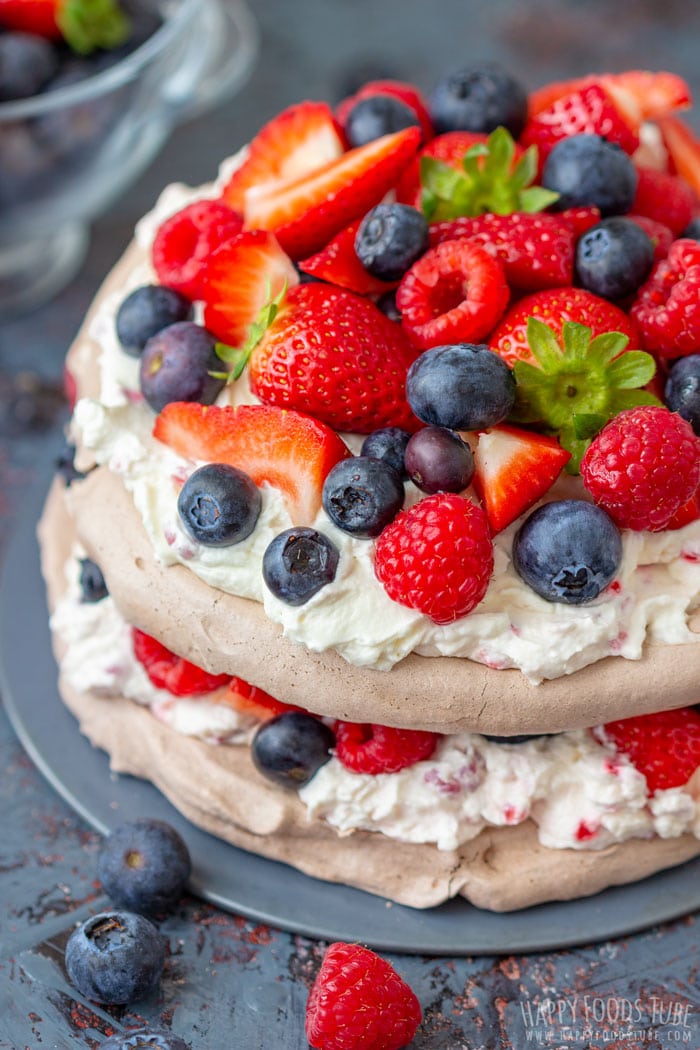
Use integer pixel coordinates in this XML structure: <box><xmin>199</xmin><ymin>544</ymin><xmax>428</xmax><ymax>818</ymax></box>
<box><xmin>355</xmin><ymin>203</ymin><xmax>429</xmax><ymax>282</ymax></box>
<box><xmin>100</xmin><ymin>1029</ymin><xmax>190</xmax><ymax>1050</ymax></box>
<box><xmin>404</xmin><ymin>426</ymin><xmax>474</xmax><ymax>494</ymax></box>
<box><xmin>263</xmin><ymin>527</ymin><xmax>339</xmax><ymax>605</ymax></box>
<box><xmin>64</xmin><ymin>910</ymin><xmax>165</xmax><ymax>1005</ymax></box>
<box><xmin>542</xmin><ymin>134</ymin><xmax>638</xmax><ymax>217</ymax></box>
<box><xmin>512</xmin><ymin>500</ymin><xmax>622</xmax><ymax>604</ymax></box>
<box><xmin>322</xmin><ymin>456</ymin><xmax>404</xmax><ymax>537</ymax></box>
<box><xmin>252</xmin><ymin>711</ymin><xmax>336</xmax><ymax>788</ymax></box>
<box><xmin>97</xmin><ymin>819</ymin><xmax>192</xmax><ymax>914</ymax></box>
<box><xmin>139</xmin><ymin>322</ymin><xmax>225</xmax><ymax>413</ymax></box>
<box><xmin>429</xmin><ymin>63</ymin><xmax>528</xmax><ymax>137</ymax></box>
<box><xmin>177</xmin><ymin>463</ymin><xmax>261</xmax><ymax>547</ymax></box>
<box><xmin>406</xmin><ymin>342</ymin><xmax>516</xmax><ymax>431</ymax></box>
<box><xmin>116</xmin><ymin>285</ymin><xmax>193</xmax><ymax>358</ymax></box>
<box><xmin>665</xmin><ymin>354</ymin><xmax>700</xmax><ymax>435</ymax></box>
<box><xmin>360</xmin><ymin>426</ymin><xmax>411</xmax><ymax>477</ymax></box>
<box><xmin>345</xmin><ymin>94</ymin><xmax>420</xmax><ymax>147</ymax></box>
<box><xmin>79</xmin><ymin>558</ymin><xmax>108</xmax><ymax>603</ymax></box>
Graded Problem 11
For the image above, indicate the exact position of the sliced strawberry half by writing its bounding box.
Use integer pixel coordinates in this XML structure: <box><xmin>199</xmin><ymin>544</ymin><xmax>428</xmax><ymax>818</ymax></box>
<box><xmin>297</xmin><ymin>219</ymin><xmax>397</xmax><ymax>296</ymax></box>
<box><xmin>243</xmin><ymin>126</ymin><xmax>421</xmax><ymax>259</ymax></box>
<box><xmin>153</xmin><ymin>402</ymin><xmax>352</xmax><ymax>525</ymax></box>
<box><xmin>657</xmin><ymin>115</ymin><xmax>700</xmax><ymax>197</ymax></box>
<box><xmin>600</xmin><ymin>707</ymin><xmax>700</xmax><ymax>793</ymax></box>
<box><xmin>520</xmin><ymin>83</ymin><xmax>640</xmax><ymax>160</ymax></box>
<box><xmin>221</xmin><ymin>101</ymin><xmax>344</xmax><ymax>213</ymax></box>
<box><xmin>221</xmin><ymin>676</ymin><xmax>303</xmax><ymax>721</ymax></box>
<box><xmin>200</xmin><ymin>230</ymin><xmax>299</xmax><ymax>347</ymax></box>
<box><xmin>528</xmin><ymin>71</ymin><xmax>691</xmax><ymax>122</ymax></box>
<box><xmin>471</xmin><ymin>425</ymin><xmax>571</xmax><ymax>533</ymax></box>
<box><xmin>335</xmin><ymin>79</ymin><xmax>434</xmax><ymax>145</ymax></box>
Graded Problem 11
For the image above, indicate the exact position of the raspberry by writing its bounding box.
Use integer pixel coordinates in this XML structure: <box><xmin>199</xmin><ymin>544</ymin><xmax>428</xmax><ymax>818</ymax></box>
<box><xmin>305</xmin><ymin>942</ymin><xmax>422</xmax><ymax>1050</ymax></box>
<box><xmin>132</xmin><ymin>629</ymin><xmax>231</xmax><ymax>696</ymax></box>
<box><xmin>626</xmin><ymin>214</ymin><xmax>673</xmax><ymax>263</ymax></box>
<box><xmin>396</xmin><ymin>240</ymin><xmax>509</xmax><ymax>350</ymax></box>
<box><xmin>374</xmin><ymin>492</ymin><xmax>494</xmax><ymax>624</ymax></box>
<box><xmin>580</xmin><ymin>405</ymin><xmax>700</xmax><ymax>531</ymax></box>
<box><xmin>152</xmin><ymin>199</ymin><xmax>243</xmax><ymax>301</ymax></box>
<box><xmin>334</xmin><ymin>722</ymin><xmax>439</xmax><ymax>774</ymax></box>
<box><xmin>630</xmin><ymin>238</ymin><xmax>700</xmax><ymax>358</ymax></box>
<box><xmin>601</xmin><ymin>707</ymin><xmax>700</xmax><ymax>793</ymax></box>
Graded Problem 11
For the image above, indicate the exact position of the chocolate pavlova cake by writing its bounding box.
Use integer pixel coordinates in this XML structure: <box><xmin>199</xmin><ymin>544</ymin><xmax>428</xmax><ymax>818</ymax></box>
<box><xmin>42</xmin><ymin>65</ymin><xmax>700</xmax><ymax>910</ymax></box>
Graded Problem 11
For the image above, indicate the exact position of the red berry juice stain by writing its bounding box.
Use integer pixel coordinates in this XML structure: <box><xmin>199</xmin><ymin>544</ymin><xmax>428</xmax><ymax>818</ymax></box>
<box><xmin>575</xmin><ymin>820</ymin><xmax>599</xmax><ymax>842</ymax></box>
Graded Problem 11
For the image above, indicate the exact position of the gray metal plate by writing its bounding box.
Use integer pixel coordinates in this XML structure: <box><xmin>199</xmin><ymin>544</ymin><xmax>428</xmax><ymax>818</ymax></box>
<box><xmin>2</xmin><ymin>462</ymin><xmax>700</xmax><ymax>955</ymax></box>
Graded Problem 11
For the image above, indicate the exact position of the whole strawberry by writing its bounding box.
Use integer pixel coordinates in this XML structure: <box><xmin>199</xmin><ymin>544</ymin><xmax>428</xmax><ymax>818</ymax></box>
<box><xmin>305</xmin><ymin>941</ymin><xmax>422</xmax><ymax>1050</ymax></box>
<box><xmin>580</xmin><ymin>405</ymin><xmax>700</xmax><ymax>531</ymax></box>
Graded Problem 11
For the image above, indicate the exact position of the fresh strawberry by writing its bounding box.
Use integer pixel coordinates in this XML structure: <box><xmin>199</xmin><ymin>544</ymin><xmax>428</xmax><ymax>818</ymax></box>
<box><xmin>630</xmin><ymin>239</ymin><xmax>700</xmax><ymax>358</ymax></box>
<box><xmin>528</xmin><ymin>71</ymin><xmax>691</xmax><ymax>123</ymax></box>
<box><xmin>152</xmin><ymin>200</ymin><xmax>244</xmax><ymax>301</ymax></box>
<box><xmin>395</xmin><ymin>130</ymin><xmax>499</xmax><ymax>207</ymax></box>
<box><xmin>600</xmin><ymin>707</ymin><xmax>700</xmax><ymax>793</ymax></box>
<box><xmin>429</xmin><ymin>211</ymin><xmax>575</xmax><ymax>291</ymax></box>
<box><xmin>471</xmin><ymin>426</ymin><xmax>571</xmax><ymax>533</ymax></box>
<box><xmin>243</xmin><ymin>127</ymin><xmax>421</xmax><ymax>259</ymax></box>
<box><xmin>200</xmin><ymin>230</ymin><xmax>298</xmax><ymax>347</ymax></box>
<box><xmin>222</xmin><ymin>677</ymin><xmax>301</xmax><ymax>721</ymax></box>
<box><xmin>627</xmin><ymin>214</ymin><xmax>674</xmax><ymax>263</ymax></box>
<box><xmin>520</xmin><ymin>83</ymin><xmax>640</xmax><ymax>160</ymax></box>
<box><xmin>396</xmin><ymin>239</ymin><xmax>509</xmax><ymax>350</ymax></box>
<box><xmin>0</xmin><ymin>0</ymin><xmax>129</xmax><ymax>51</ymax></box>
<box><xmin>335</xmin><ymin>79</ymin><xmax>434</xmax><ymax>145</ymax></box>
<box><xmin>248</xmin><ymin>283</ymin><xmax>421</xmax><ymax>433</ymax></box>
<box><xmin>153</xmin><ymin>402</ymin><xmax>352</xmax><ymax>524</ymax></box>
<box><xmin>132</xmin><ymin>629</ymin><xmax>231</xmax><ymax>697</ymax></box>
<box><xmin>297</xmin><ymin>220</ymin><xmax>397</xmax><ymax>296</ymax></box>
<box><xmin>489</xmin><ymin>287</ymin><xmax>639</xmax><ymax>368</ymax></box>
<box><xmin>221</xmin><ymin>101</ymin><xmax>344</xmax><ymax>213</ymax></box>
<box><xmin>657</xmin><ymin>114</ymin><xmax>700</xmax><ymax>197</ymax></box>
<box><xmin>557</xmin><ymin>205</ymin><xmax>601</xmax><ymax>238</ymax></box>
<box><xmin>631</xmin><ymin>166</ymin><xmax>695</xmax><ymax>236</ymax></box>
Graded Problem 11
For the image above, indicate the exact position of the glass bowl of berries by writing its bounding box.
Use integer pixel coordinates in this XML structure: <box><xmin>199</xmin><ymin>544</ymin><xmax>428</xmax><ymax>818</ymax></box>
<box><xmin>0</xmin><ymin>0</ymin><xmax>258</xmax><ymax>315</ymax></box>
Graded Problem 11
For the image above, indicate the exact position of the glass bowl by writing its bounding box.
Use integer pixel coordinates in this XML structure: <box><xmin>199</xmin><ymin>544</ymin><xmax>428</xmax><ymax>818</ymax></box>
<box><xmin>0</xmin><ymin>0</ymin><xmax>258</xmax><ymax>315</ymax></box>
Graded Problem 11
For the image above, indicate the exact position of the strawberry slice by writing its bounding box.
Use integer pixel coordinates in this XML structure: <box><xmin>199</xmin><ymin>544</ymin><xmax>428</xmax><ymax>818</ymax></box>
<box><xmin>153</xmin><ymin>402</ymin><xmax>352</xmax><ymax>525</ymax></box>
<box><xmin>528</xmin><ymin>71</ymin><xmax>691</xmax><ymax>122</ymax></box>
<box><xmin>520</xmin><ymin>83</ymin><xmax>640</xmax><ymax>160</ymax></box>
<box><xmin>132</xmin><ymin>629</ymin><xmax>231</xmax><ymax>696</ymax></box>
<box><xmin>243</xmin><ymin>127</ymin><xmax>421</xmax><ymax>259</ymax></box>
<box><xmin>601</xmin><ymin>707</ymin><xmax>700</xmax><ymax>793</ymax></box>
<box><xmin>200</xmin><ymin>230</ymin><xmax>299</xmax><ymax>347</ymax></box>
<box><xmin>221</xmin><ymin>101</ymin><xmax>344</xmax><ymax>213</ymax></box>
<box><xmin>335</xmin><ymin>79</ymin><xmax>434</xmax><ymax>145</ymax></box>
<box><xmin>221</xmin><ymin>677</ymin><xmax>302</xmax><ymax>721</ymax></box>
<box><xmin>657</xmin><ymin>115</ymin><xmax>700</xmax><ymax>197</ymax></box>
<box><xmin>298</xmin><ymin>219</ymin><xmax>397</xmax><ymax>296</ymax></box>
<box><xmin>471</xmin><ymin>425</ymin><xmax>571</xmax><ymax>533</ymax></box>
<box><xmin>631</xmin><ymin>166</ymin><xmax>695</xmax><ymax>236</ymax></box>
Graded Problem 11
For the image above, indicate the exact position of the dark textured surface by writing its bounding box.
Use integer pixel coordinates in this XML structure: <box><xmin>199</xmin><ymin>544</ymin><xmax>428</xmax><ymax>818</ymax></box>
<box><xmin>2</xmin><ymin>1</ymin><xmax>700</xmax><ymax>1046</ymax></box>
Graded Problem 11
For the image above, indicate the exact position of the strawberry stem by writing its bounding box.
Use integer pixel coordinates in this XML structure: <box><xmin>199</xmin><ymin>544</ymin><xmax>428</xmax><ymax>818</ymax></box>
<box><xmin>58</xmin><ymin>0</ymin><xmax>131</xmax><ymax>53</ymax></box>
<box><xmin>214</xmin><ymin>279</ymin><xmax>288</xmax><ymax>384</ymax></box>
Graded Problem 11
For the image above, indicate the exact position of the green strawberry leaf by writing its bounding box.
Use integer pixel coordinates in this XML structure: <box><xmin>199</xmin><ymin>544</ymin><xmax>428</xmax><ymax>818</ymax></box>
<box><xmin>517</xmin><ymin>186</ymin><xmax>561</xmax><ymax>213</ymax></box>
<box><xmin>607</xmin><ymin>350</ymin><xmax>657</xmax><ymax>389</ymax></box>
<box><xmin>525</xmin><ymin>317</ymin><xmax>565</xmax><ymax>372</ymax></box>
<box><xmin>213</xmin><ymin>280</ymin><xmax>288</xmax><ymax>384</ymax></box>
<box><xmin>59</xmin><ymin>0</ymin><xmax>130</xmax><ymax>53</ymax></box>
<box><xmin>572</xmin><ymin>413</ymin><xmax>610</xmax><ymax>439</ymax></box>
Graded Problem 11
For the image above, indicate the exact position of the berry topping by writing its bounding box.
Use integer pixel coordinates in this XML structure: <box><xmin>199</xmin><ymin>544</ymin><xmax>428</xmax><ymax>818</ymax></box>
<box><xmin>79</xmin><ymin>557</ymin><xmax>108</xmax><ymax>603</ymax></box>
<box><xmin>541</xmin><ymin>134</ymin><xmax>638</xmax><ymax>216</ymax></box>
<box><xmin>405</xmin><ymin>342</ymin><xmax>516</xmax><ymax>431</ymax></box>
<box><xmin>429</xmin><ymin>63</ymin><xmax>528</xmax><ymax>138</ymax></box>
<box><xmin>177</xmin><ymin>463</ymin><xmax>261</xmax><ymax>547</ymax></box>
<box><xmin>100</xmin><ymin>1030</ymin><xmax>190</xmax><ymax>1050</ymax></box>
<box><xmin>360</xmin><ymin>427</ymin><xmax>411</xmax><ymax>477</ymax></box>
<box><xmin>527</xmin><ymin>70</ymin><xmax>691</xmax><ymax>123</ymax></box>
<box><xmin>335</xmin><ymin>721</ymin><xmax>439</xmax><ymax>774</ymax></box>
<box><xmin>224</xmin><ymin>677</ymin><xmax>302</xmax><ymax>722</ymax></box>
<box><xmin>574</xmin><ymin>217</ymin><xmax>654</xmax><ymax>301</ymax></box>
<box><xmin>0</xmin><ymin>32</ymin><xmax>57</xmax><ymax>101</ymax></box>
<box><xmin>580</xmin><ymin>405</ymin><xmax>700</xmax><ymax>531</ymax></box>
<box><xmin>374</xmin><ymin>492</ymin><xmax>493</xmax><ymax>624</ymax></box>
<box><xmin>321</xmin><ymin>457</ymin><xmax>404</xmax><ymax>537</ymax></box>
<box><xmin>132</xmin><ymin>629</ymin><xmax>231</xmax><ymax>697</ymax></box>
<box><xmin>305</xmin><ymin>941</ymin><xmax>422</xmax><ymax>1050</ymax></box>
<box><xmin>520</xmin><ymin>83</ymin><xmax>640</xmax><ymax>160</ymax></box>
<box><xmin>344</xmin><ymin>94</ymin><xmax>422</xmax><ymax>148</ymax></box>
<box><xmin>0</xmin><ymin>0</ymin><xmax>130</xmax><ymax>51</ymax></box>
<box><xmin>153</xmin><ymin>402</ymin><xmax>352</xmax><ymax>526</ymax></box>
<box><xmin>152</xmin><ymin>200</ymin><xmax>243</xmax><ymax>301</ymax></box>
<box><xmin>354</xmin><ymin>203</ymin><xmax>429</xmax><ymax>282</ymax></box>
<box><xmin>64</xmin><ymin>910</ymin><xmax>165</xmax><ymax>1006</ymax></box>
<box><xmin>396</xmin><ymin>239</ymin><xmax>510</xmax><ymax>349</ymax></box>
<box><xmin>251</xmin><ymin>711</ymin><xmax>335</xmax><ymax>788</ymax></box>
<box><xmin>601</xmin><ymin>707</ymin><xmax>700</xmax><ymax>793</ymax></box>
<box><xmin>139</xmin><ymin>322</ymin><xmax>225</xmax><ymax>413</ymax></box>
<box><xmin>630</xmin><ymin>239</ymin><xmax>700</xmax><ymax>359</ymax></box>
<box><xmin>512</xmin><ymin>500</ymin><xmax>622</xmax><ymax>604</ymax></box>
<box><xmin>404</xmin><ymin>426</ymin><xmax>475</xmax><ymax>494</ymax></box>
<box><xmin>472</xmin><ymin>425</ymin><xmax>571</xmax><ymax>534</ymax></box>
<box><xmin>298</xmin><ymin>220</ymin><xmax>397</xmax><ymax>296</ymax></box>
<box><xmin>626</xmin><ymin>214</ymin><xmax>674</xmax><ymax>264</ymax></box>
<box><xmin>116</xmin><ymin>285</ymin><xmax>193</xmax><ymax>358</ymax></box>
<box><xmin>263</xmin><ymin>527</ymin><xmax>340</xmax><ymax>605</ymax></box>
<box><xmin>657</xmin><ymin>114</ymin><xmax>700</xmax><ymax>198</ymax></box>
<box><xmin>336</xmin><ymin>79</ymin><xmax>434</xmax><ymax>145</ymax></box>
<box><xmin>665</xmin><ymin>354</ymin><xmax>700</xmax><ymax>434</ymax></box>
<box><xmin>630</xmin><ymin>166</ymin><xmax>695</xmax><ymax>237</ymax></box>
<box><xmin>97</xmin><ymin>819</ymin><xmax>191</xmax><ymax>915</ymax></box>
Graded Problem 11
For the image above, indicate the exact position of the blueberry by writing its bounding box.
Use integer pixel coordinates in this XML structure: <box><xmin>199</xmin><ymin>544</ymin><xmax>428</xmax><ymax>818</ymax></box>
<box><xmin>64</xmin><ymin>910</ymin><xmax>165</xmax><ymax>1005</ymax></box>
<box><xmin>322</xmin><ymin>457</ymin><xmax>404</xmax><ymax>536</ymax></box>
<box><xmin>376</xmin><ymin>290</ymin><xmax>402</xmax><ymax>322</ymax></box>
<box><xmin>345</xmin><ymin>94</ymin><xmax>420</xmax><ymax>147</ymax></box>
<box><xmin>404</xmin><ymin>426</ymin><xmax>474</xmax><ymax>494</ymax></box>
<box><xmin>252</xmin><ymin>712</ymin><xmax>335</xmax><ymax>788</ymax></box>
<box><xmin>116</xmin><ymin>285</ymin><xmax>193</xmax><ymax>357</ymax></box>
<box><xmin>542</xmin><ymin>134</ymin><xmax>638</xmax><ymax>217</ymax></box>
<box><xmin>482</xmin><ymin>734</ymin><xmax>546</xmax><ymax>744</ymax></box>
<box><xmin>512</xmin><ymin>500</ymin><xmax>622</xmax><ymax>604</ymax></box>
<box><xmin>429</xmin><ymin>63</ymin><xmax>528</xmax><ymax>137</ymax></box>
<box><xmin>665</xmin><ymin>354</ymin><xmax>700</xmax><ymax>435</ymax></box>
<box><xmin>139</xmin><ymin>322</ymin><xmax>225</xmax><ymax>413</ymax></box>
<box><xmin>0</xmin><ymin>32</ymin><xmax>58</xmax><ymax>101</ymax></box>
<box><xmin>575</xmin><ymin>217</ymin><xmax>654</xmax><ymax>301</ymax></box>
<box><xmin>55</xmin><ymin>440</ymin><xmax>86</xmax><ymax>487</ymax></box>
<box><xmin>97</xmin><ymin>819</ymin><xmax>192</xmax><ymax>914</ymax></box>
<box><xmin>79</xmin><ymin>558</ymin><xmax>108</xmax><ymax>603</ymax></box>
<box><xmin>681</xmin><ymin>217</ymin><xmax>700</xmax><ymax>241</ymax></box>
<box><xmin>177</xmin><ymin>464</ymin><xmax>261</xmax><ymax>547</ymax></box>
<box><xmin>100</xmin><ymin>1030</ymin><xmax>190</xmax><ymax>1050</ymax></box>
<box><xmin>34</xmin><ymin>68</ymin><xmax>120</xmax><ymax>157</ymax></box>
<box><xmin>360</xmin><ymin>426</ymin><xmax>411</xmax><ymax>477</ymax></box>
<box><xmin>355</xmin><ymin>203</ymin><xmax>429</xmax><ymax>282</ymax></box>
<box><xmin>406</xmin><ymin>342</ymin><xmax>516</xmax><ymax>431</ymax></box>
<box><xmin>263</xmin><ymin>528</ymin><xmax>339</xmax><ymax>605</ymax></box>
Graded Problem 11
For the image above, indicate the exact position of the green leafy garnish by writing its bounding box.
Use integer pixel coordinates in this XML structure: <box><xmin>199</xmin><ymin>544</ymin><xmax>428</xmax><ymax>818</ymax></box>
<box><xmin>211</xmin><ymin>280</ymin><xmax>288</xmax><ymax>383</ymax></box>
<box><xmin>58</xmin><ymin>0</ymin><xmax>131</xmax><ymax>54</ymax></box>
<box><xmin>420</xmin><ymin>126</ymin><xmax>559</xmax><ymax>222</ymax></box>
<box><xmin>510</xmin><ymin>318</ymin><xmax>661</xmax><ymax>473</ymax></box>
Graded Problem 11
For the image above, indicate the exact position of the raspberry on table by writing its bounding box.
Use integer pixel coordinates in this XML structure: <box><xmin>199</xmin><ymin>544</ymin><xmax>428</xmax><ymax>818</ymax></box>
<box><xmin>580</xmin><ymin>405</ymin><xmax>700</xmax><ymax>531</ymax></box>
<box><xmin>601</xmin><ymin>707</ymin><xmax>700</xmax><ymax>793</ymax></box>
<box><xmin>305</xmin><ymin>941</ymin><xmax>422</xmax><ymax>1050</ymax></box>
<box><xmin>334</xmin><ymin>721</ymin><xmax>439</xmax><ymax>774</ymax></box>
<box><xmin>374</xmin><ymin>492</ymin><xmax>494</xmax><ymax>624</ymax></box>
<box><xmin>630</xmin><ymin>238</ymin><xmax>700</xmax><ymax>358</ymax></box>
